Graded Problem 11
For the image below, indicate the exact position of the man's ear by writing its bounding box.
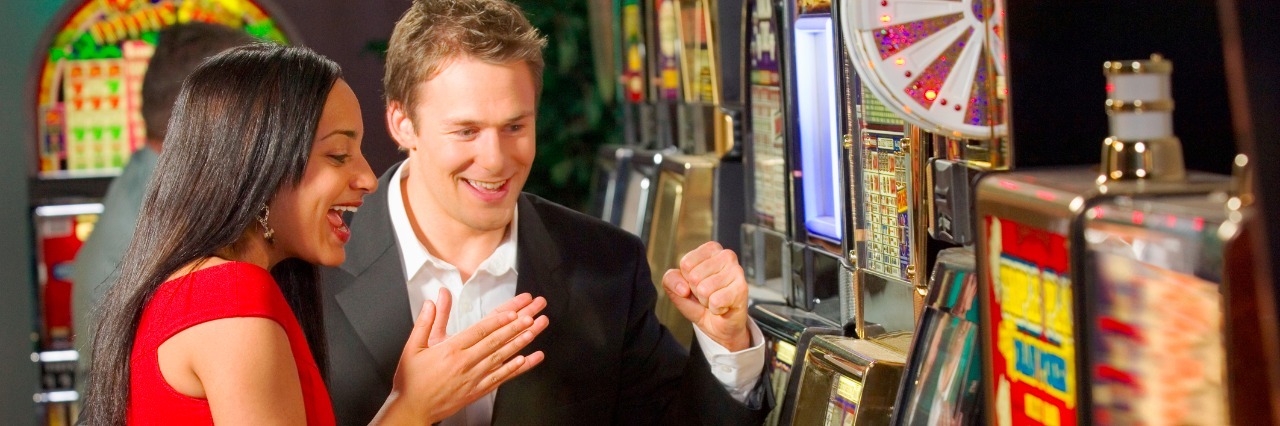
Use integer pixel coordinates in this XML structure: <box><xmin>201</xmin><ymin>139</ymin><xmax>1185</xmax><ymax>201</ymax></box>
<box><xmin>386</xmin><ymin>101</ymin><xmax>417</xmax><ymax>152</ymax></box>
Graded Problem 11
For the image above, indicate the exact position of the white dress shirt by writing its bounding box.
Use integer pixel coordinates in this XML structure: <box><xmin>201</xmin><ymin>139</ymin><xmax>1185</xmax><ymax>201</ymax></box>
<box><xmin>388</xmin><ymin>162</ymin><xmax>765</xmax><ymax>425</ymax></box>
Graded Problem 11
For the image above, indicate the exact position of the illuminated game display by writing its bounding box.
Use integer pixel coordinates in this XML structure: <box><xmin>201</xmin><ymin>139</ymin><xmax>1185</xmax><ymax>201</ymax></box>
<box><xmin>858</xmin><ymin>87</ymin><xmax>909</xmax><ymax>280</ymax></box>
<box><xmin>1084</xmin><ymin>197</ymin><xmax>1230</xmax><ymax>424</ymax></box>
<box><xmin>655</xmin><ymin>0</ymin><xmax>682</xmax><ymax>102</ymax></box>
<box><xmin>35</xmin><ymin>0</ymin><xmax>290</xmax><ymax>176</ymax></box>
<box><xmin>32</xmin><ymin>203</ymin><xmax>101</xmax><ymax>424</ymax></box>
<box><xmin>622</xmin><ymin>0</ymin><xmax>646</xmax><ymax>104</ymax></box>
<box><xmin>748</xmin><ymin>0</ymin><xmax>787</xmax><ymax>233</ymax></box>
<box><xmin>791</xmin><ymin>6</ymin><xmax>844</xmax><ymax>243</ymax></box>
<box><xmin>840</xmin><ymin>0</ymin><xmax>1007</xmax><ymax>139</ymax></box>
<box><xmin>678</xmin><ymin>0</ymin><xmax>716</xmax><ymax>104</ymax></box>
<box><xmin>983</xmin><ymin>213</ymin><xmax>1077</xmax><ymax>426</ymax></box>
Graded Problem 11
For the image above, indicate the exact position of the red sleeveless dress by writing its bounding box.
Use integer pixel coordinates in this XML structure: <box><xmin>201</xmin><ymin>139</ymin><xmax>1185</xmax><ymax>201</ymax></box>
<box><xmin>128</xmin><ymin>262</ymin><xmax>335</xmax><ymax>425</ymax></box>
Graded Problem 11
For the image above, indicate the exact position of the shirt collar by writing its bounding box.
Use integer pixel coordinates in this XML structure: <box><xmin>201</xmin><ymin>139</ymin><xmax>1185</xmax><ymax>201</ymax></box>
<box><xmin>387</xmin><ymin>162</ymin><xmax>519</xmax><ymax>281</ymax></box>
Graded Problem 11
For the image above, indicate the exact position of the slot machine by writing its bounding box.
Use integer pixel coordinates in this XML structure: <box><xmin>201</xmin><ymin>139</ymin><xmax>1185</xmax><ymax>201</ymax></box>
<box><xmin>892</xmin><ymin>248</ymin><xmax>984</xmax><ymax>425</ymax></box>
<box><xmin>590</xmin><ymin>0</ymin><xmax>652</xmax><ymax>225</ymax></box>
<box><xmin>620</xmin><ymin>150</ymin><xmax>667</xmax><ymax>243</ymax></box>
<box><xmin>650</xmin><ymin>0</ymin><xmax>682</xmax><ymax>150</ymax></box>
<box><xmin>749</xmin><ymin>302</ymin><xmax>842</xmax><ymax>425</ymax></box>
<box><xmin>791</xmin><ymin>332</ymin><xmax>915</xmax><ymax>425</ymax></box>
<box><xmin>25</xmin><ymin>2</ymin><xmax>299</xmax><ymax>422</ymax></box>
<box><xmin>1081</xmin><ymin>189</ymin><xmax>1235</xmax><ymax>424</ymax></box>
<box><xmin>742</xmin><ymin>2</ymin><xmax>859</xmax><ymax>421</ymax></box>
<box><xmin>591</xmin><ymin>145</ymin><xmax>634</xmax><ymax>226</ymax></box>
<box><xmin>779</xmin><ymin>0</ymin><xmax>855</xmax><ymax>325</ymax></box>
<box><xmin>32</xmin><ymin>203</ymin><xmax>101</xmax><ymax>425</ymax></box>
<box><xmin>789</xmin><ymin>0</ymin><xmax>1011</xmax><ymax>422</ymax></box>
<box><xmin>646</xmin><ymin>153</ymin><xmax>717</xmax><ymax>345</ymax></box>
<box><xmin>643</xmin><ymin>0</ymin><xmax>749</xmax><ymax>348</ymax></box>
<box><xmin>621</xmin><ymin>0</ymin><xmax>654</xmax><ymax>149</ymax></box>
<box><xmin>975</xmin><ymin>55</ymin><xmax>1228</xmax><ymax>426</ymax></box>
<box><xmin>1079</xmin><ymin>153</ymin><xmax>1259</xmax><ymax>426</ymax></box>
<box><xmin>740</xmin><ymin>0</ymin><xmax>790</xmax><ymax>303</ymax></box>
<box><xmin>674</xmin><ymin>0</ymin><xmax>725</xmax><ymax>156</ymax></box>
<box><xmin>838</xmin><ymin>0</ymin><xmax>1011</xmax><ymax>339</ymax></box>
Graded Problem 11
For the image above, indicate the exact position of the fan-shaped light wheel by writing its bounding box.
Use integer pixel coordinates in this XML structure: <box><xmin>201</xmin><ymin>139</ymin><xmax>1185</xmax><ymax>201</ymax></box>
<box><xmin>840</xmin><ymin>0</ymin><xmax>1007</xmax><ymax>139</ymax></box>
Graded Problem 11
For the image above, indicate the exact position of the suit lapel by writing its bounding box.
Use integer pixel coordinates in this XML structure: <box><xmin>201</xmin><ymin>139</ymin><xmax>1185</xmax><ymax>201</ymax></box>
<box><xmin>512</xmin><ymin>195</ymin><xmax>567</xmax><ymax>320</ymax></box>
<box><xmin>493</xmin><ymin>195</ymin><xmax>569</xmax><ymax>419</ymax></box>
<box><xmin>334</xmin><ymin>164</ymin><xmax>413</xmax><ymax>381</ymax></box>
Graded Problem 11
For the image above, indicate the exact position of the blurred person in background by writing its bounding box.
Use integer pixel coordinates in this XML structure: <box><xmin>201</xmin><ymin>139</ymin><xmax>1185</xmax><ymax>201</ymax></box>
<box><xmin>72</xmin><ymin>22</ymin><xmax>252</xmax><ymax>368</ymax></box>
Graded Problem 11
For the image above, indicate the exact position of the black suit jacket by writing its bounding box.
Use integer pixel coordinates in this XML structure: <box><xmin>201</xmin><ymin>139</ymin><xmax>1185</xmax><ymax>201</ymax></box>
<box><xmin>320</xmin><ymin>165</ymin><xmax>771</xmax><ymax>425</ymax></box>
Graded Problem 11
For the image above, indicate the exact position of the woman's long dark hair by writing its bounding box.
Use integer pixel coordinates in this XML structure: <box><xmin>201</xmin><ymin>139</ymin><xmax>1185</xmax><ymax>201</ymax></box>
<box><xmin>80</xmin><ymin>44</ymin><xmax>341</xmax><ymax>425</ymax></box>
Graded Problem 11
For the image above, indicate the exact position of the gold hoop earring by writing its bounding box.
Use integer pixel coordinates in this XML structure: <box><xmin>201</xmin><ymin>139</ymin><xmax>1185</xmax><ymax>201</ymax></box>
<box><xmin>257</xmin><ymin>204</ymin><xmax>275</xmax><ymax>244</ymax></box>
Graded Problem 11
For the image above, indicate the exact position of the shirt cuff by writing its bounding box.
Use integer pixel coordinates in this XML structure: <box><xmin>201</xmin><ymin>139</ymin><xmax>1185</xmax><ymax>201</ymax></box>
<box><xmin>692</xmin><ymin>320</ymin><xmax>766</xmax><ymax>403</ymax></box>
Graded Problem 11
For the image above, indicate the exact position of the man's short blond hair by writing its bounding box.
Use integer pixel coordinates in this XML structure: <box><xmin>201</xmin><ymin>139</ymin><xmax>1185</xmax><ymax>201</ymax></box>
<box><xmin>384</xmin><ymin>0</ymin><xmax>547</xmax><ymax>118</ymax></box>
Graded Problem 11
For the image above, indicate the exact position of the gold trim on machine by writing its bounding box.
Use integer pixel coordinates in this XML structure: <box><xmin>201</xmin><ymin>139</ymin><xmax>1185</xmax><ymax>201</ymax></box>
<box><xmin>1103</xmin><ymin>53</ymin><xmax>1173</xmax><ymax>74</ymax></box>
<box><xmin>1105</xmin><ymin>98</ymin><xmax>1175</xmax><ymax>113</ymax></box>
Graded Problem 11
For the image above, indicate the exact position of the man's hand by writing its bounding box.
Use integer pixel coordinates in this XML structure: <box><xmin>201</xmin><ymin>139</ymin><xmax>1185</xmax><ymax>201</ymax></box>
<box><xmin>374</xmin><ymin>290</ymin><xmax>550</xmax><ymax>424</ymax></box>
<box><xmin>661</xmin><ymin>241</ymin><xmax>751</xmax><ymax>352</ymax></box>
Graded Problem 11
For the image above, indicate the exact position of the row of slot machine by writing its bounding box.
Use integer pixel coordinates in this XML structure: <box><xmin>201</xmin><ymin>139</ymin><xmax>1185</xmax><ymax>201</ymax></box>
<box><xmin>23</xmin><ymin>1</ymin><xmax>299</xmax><ymax>424</ymax></box>
<box><xmin>591</xmin><ymin>0</ymin><xmax>1277</xmax><ymax>424</ymax></box>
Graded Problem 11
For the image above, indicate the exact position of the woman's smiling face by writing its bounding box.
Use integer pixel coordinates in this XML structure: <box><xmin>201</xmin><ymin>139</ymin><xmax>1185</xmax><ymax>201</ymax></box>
<box><xmin>268</xmin><ymin>79</ymin><xmax>378</xmax><ymax>266</ymax></box>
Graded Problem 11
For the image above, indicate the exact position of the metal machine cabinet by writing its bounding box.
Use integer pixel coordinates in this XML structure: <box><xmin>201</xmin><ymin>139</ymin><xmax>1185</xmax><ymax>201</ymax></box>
<box><xmin>892</xmin><ymin>248</ymin><xmax>984</xmax><ymax>426</ymax></box>
<box><xmin>742</xmin><ymin>0</ymin><xmax>792</xmax><ymax>303</ymax></box>
<box><xmin>751</xmin><ymin>302</ymin><xmax>843</xmax><ymax>426</ymax></box>
<box><xmin>792</xmin><ymin>334</ymin><xmax>912</xmax><ymax>426</ymax></box>
<box><xmin>976</xmin><ymin>55</ymin><xmax>1229</xmax><ymax>426</ymax></box>
<box><xmin>591</xmin><ymin>145</ymin><xmax>635</xmax><ymax>225</ymax></box>
<box><xmin>779</xmin><ymin>0</ymin><xmax>858</xmax><ymax>327</ymax></box>
<box><xmin>646</xmin><ymin>153</ymin><xmax>717</xmax><ymax>346</ymax></box>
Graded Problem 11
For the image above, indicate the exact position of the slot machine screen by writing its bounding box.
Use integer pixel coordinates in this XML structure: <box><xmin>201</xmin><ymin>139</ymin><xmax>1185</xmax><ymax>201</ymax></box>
<box><xmin>793</xmin><ymin>15</ymin><xmax>843</xmax><ymax>243</ymax></box>
<box><xmin>35</xmin><ymin>0</ymin><xmax>291</xmax><ymax>177</ymax></box>
<box><xmin>34</xmin><ymin>204</ymin><xmax>103</xmax><ymax>350</ymax></box>
<box><xmin>859</xmin><ymin>126</ymin><xmax>910</xmax><ymax>282</ymax></box>
<box><xmin>655</xmin><ymin>0</ymin><xmax>682</xmax><ymax>102</ymax></box>
<box><xmin>983</xmin><ymin>214</ymin><xmax>1077</xmax><ymax>426</ymax></box>
<box><xmin>677</xmin><ymin>0</ymin><xmax>716</xmax><ymax>104</ymax></box>
<box><xmin>622</xmin><ymin>0</ymin><xmax>647</xmax><ymax>104</ymax></box>
<box><xmin>1084</xmin><ymin>198</ymin><xmax>1228</xmax><ymax>425</ymax></box>
<box><xmin>748</xmin><ymin>0</ymin><xmax>788</xmax><ymax>233</ymax></box>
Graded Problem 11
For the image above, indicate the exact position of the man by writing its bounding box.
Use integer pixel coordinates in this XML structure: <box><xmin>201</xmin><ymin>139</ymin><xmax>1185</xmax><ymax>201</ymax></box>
<box><xmin>321</xmin><ymin>0</ymin><xmax>770</xmax><ymax>424</ymax></box>
<box><xmin>72</xmin><ymin>22</ymin><xmax>252</xmax><ymax>367</ymax></box>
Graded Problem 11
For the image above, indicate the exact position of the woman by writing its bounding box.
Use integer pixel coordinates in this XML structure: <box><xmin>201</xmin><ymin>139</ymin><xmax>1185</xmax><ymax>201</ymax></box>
<box><xmin>81</xmin><ymin>44</ymin><xmax>547</xmax><ymax>424</ymax></box>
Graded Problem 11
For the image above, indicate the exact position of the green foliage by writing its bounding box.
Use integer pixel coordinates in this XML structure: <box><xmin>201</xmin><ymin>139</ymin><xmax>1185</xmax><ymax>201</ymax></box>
<box><xmin>519</xmin><ymin>0</ymin><xmax>620</xmax><ymax>212</ymax></box>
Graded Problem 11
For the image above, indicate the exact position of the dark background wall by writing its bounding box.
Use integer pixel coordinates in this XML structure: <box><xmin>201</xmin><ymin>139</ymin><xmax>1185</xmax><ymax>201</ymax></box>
<box><xmin>1007</xmin><ymin>0</ymin><xmax>1235</xmax><ymax>174</ymax></box>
